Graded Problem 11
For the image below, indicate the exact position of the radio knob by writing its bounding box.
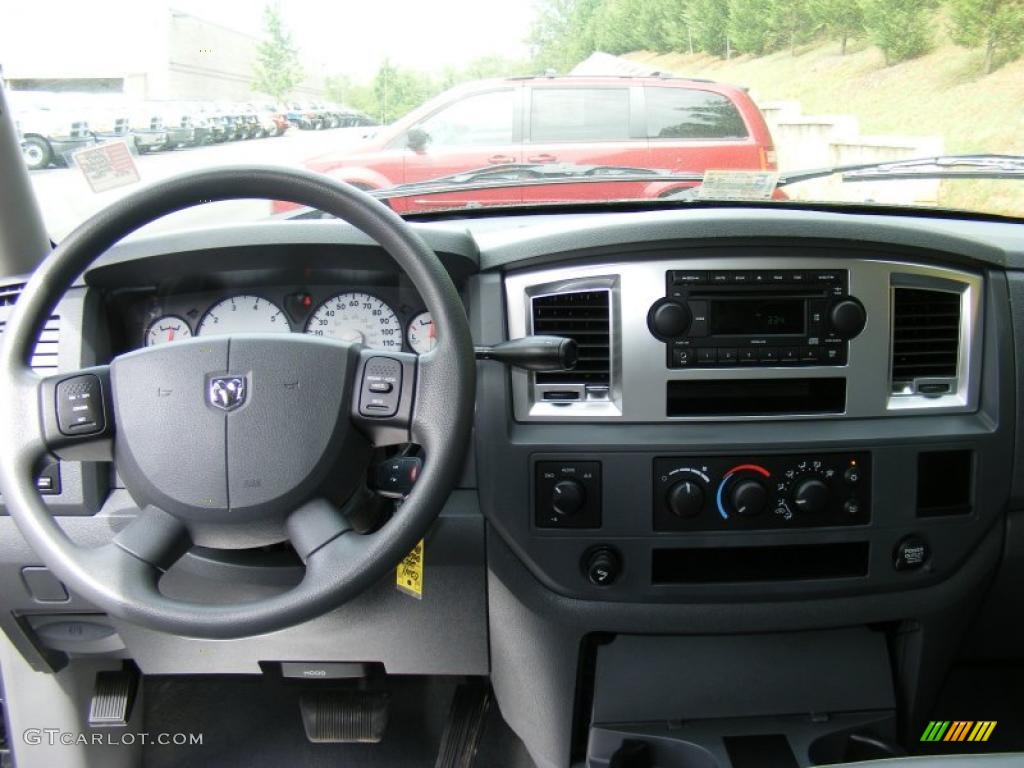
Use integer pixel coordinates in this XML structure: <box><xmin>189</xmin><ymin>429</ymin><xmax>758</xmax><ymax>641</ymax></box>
<box><xmin>666</xmin><ymin>480</ymin><xmax>704</xmax><ymax>518</ymax></box>
<box><xmin>792</xmin><ymin>477</ymin><xmax>830</xmax><ymax>514</ymax></box>
<box><xmin>648</xmin><ymin>300</ymin><xmax>692</xmax><ymax>339</ymax></box>
<box><xmin>828</xmin><ymin>297</ymin><xmax>867</xmax><ymax>339</ymax></box>
<box><xmin>730</xmin><ymin>479</ymin><xmax>767</xmax><ymax>517</ymax></box>
<box><xmin>552</xmin><ymin>480</ymin><xmax>586</xmax><ymax>517</ymax></box>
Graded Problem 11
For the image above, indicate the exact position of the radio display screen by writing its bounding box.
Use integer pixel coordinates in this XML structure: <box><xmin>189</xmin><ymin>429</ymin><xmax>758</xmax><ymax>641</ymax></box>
<box><xmin>710</xmin><ymin>298</ymin><xmax>805</xmax><ymax>336</ymax></box>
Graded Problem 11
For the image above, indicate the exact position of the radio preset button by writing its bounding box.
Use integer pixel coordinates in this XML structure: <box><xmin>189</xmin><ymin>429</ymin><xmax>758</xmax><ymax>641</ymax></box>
<box><xmin>718</xmin><ymin>348</ymin><xmax>738</xmax><ymax>363</ymax></box>
<box><xmin>758</xmin><ymin>348</ymin><xmax>779</xmax><ymax>362</ymax></box>
<box><xmin>738</xmin><ymin>349</ymin><xmax>758</xmax><ymax>364</ymax></box>
<box><xmin>781</xmin><ymin>348</ymin><xmax>800</xmax><ymax>363</ymax></box>
<box><xmin>697</xmin><ymin>349</ymin><xmax>716</xmax><ymax>364</ymax></box>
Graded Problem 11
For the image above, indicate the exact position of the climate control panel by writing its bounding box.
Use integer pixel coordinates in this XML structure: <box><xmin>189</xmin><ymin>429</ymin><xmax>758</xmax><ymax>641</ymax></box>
<box><xmin>653</xmin><ymin>453</ymin><xmax>870</xmax><ymax>531</ymax></box>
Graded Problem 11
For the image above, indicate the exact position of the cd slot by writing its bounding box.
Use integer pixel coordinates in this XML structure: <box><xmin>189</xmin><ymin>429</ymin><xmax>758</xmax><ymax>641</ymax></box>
<box><xmin>667</xmin><ymin>378</ymin><xmax>846</xmax><ymax>416</ymax></box>
<box><xmin>652</xmin><ymin>542</ymin><xmax>869</xmax><ymax>583</ymax></box>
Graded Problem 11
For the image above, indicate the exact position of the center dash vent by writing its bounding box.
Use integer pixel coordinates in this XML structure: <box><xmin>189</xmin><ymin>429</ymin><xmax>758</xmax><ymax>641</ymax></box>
<box><xmin>531</xmin><ymin>290</ymin><xmax>610</xmax><ymax>387</ymax></box>
<box><xmin>891</xmin><ymin>287</ymin><xmax>961</xmax><ymax>391</ymax></box>
<box><xmin>0</xmin><ymin>315</ymin><xmax>61</xmax><ymax>372</ymax></box>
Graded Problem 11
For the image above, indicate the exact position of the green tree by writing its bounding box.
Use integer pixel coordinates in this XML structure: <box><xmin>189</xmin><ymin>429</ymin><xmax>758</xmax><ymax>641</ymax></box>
<box><xmin>812</xmin><ymin>0</ymin><xmax>865</xmax><ymax>54</ymax></box>
<box><xmin>252</xmin><ymin>4</ymin><xmax>303</xmax><ymax>103</ymax></box>
<box><xmin>528</xmin><ymin>0</ymin><xmax>604</xmax><ymax>72</ymax></box>
<box><xmin>324</xmin><ymin>74</ymin><xmax>376</xmax><ymax>114</ymax></box>
<box><xmin>768</xmin><ymin>0</ymin><xmax>815</xmax><ymax>54</ymax></box>
<box><xmin>950</xmin><ymin>0</ymin><xmax>1024</xmax><ymax>73</ymax></box>
<box><xmin>727</xmin><ymin>0</ymin><xmax>773</xmax><ymax>55</ymax></box>
<box><xmin>689</xmin><ymin>0</ymin><xmax>731</xmax><ymax>55</ymax></box>
<box><xmin>372</xmin><ymin>59</ymin><xmax>437</xmax><ymax>124</ymax></box>
<box><xmin>861</xmin><ymin>0</ymin><xmax>939</xmax><ymax>65</ymax></box>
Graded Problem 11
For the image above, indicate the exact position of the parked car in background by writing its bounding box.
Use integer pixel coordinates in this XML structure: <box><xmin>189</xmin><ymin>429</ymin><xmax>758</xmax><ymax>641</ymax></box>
<box><xmin>281</xmin><ymin>75</ymin><xmax>777</xmax><ymax>213</ymax></box>
<box><xmin>124</xmin><ymin>103</ymin><xmax>168</xmax><ymax>153</ymax></box>
<box><xmin>285</xmin><ymin>102</ymin><xmax>323</xmax><ymax>130</ymax></box>
<box><xmin>254</xmin><ymin>104</ymin><xmax>290</xmax><ymax>136</ymax></box>
<box><xmin>151</xmin><ymin>101</ymin><xmax>211</xmax><ymax>148</ymax></box>
<box><xmin>9</xmin><ymin>92</ymin><xmax>94</xmax><ymax>170</ymax></box>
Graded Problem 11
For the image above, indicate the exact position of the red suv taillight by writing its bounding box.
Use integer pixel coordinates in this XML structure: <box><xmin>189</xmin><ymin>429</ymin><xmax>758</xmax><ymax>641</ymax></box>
<box><xmin>760</xmin><ymin>146</ymin><xmax>778</xmax><ymax>170</ymax></box>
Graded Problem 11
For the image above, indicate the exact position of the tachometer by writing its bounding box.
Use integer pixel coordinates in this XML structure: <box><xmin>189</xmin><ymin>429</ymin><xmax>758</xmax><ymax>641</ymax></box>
<box><xmin>305</xmin><ymin>292</ymin><xmax>401</xmax><ymax>350</ymax></box>
<box><xmin>407</xmin><ymin>311</ymin><xmax>437</xmax><ymax>354</ymax></box>
<box><xmin>197</xmin><ymin>295</ymin><xmax>289</xmax><ymax>336</ymax></box>
<box><xmin>145</xmin><ymin>315</ymin><xmax>193</xmax><ymax>346</ymax></box>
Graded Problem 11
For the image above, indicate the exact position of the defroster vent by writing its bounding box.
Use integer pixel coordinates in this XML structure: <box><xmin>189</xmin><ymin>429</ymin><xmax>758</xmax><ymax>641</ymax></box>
<box><xmin>891</xmin><ymin>287</ymin><xmax>961</xmax><ymax>389</ymax></box>
<box><xmin>532</xmin><ymin>290</ymin><xmax>610</xmax><ymax>387</ymax></box>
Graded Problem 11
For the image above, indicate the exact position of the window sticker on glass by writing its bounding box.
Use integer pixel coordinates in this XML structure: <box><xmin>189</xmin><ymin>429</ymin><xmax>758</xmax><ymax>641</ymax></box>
<box><xmin>73</xmin><ymin>140</ymin><xmax>140</xmax><ymax>194</ymax></box>
<box><xmin>698</xmin><ymin>170</ymin><xmax>779</xmax><ymax>201</ymax></box>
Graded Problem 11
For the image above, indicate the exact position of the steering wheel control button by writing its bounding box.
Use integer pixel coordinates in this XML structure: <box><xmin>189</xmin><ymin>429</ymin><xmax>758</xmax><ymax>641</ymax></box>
<box><xmin>583</xmin><ymin>547</ymin><xmax>620</xmax><ymax>586</ymax></box>
<box><xmin>894</xmin><ymin>535</ymin><xmax>930</xmax><ymax>571</ymax></box>
<box><xmin>359</xmin><ymin>357</ymin><xmax>402</xmax><ymax>417</ymax></box>
<box><xmin>374</xmin><ymin>456</ymin><xmax>422</xmax><ymax>498</ymax></box>
<box><xmin>55</xmin><ymin>374</ymin><xmax>105</xmax><ymax>435</ymax></box>
<box><xmin>535</xmin><ymin>460</ymin><xmax>601</xmax><ymax>528</ymax></box>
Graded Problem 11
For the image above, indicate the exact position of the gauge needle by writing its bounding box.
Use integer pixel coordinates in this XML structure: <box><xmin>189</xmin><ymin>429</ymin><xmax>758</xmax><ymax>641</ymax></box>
<box><xmin>167</xmin><ymin>327</ymin><xmax>176</xmax><ymax>342</ymax></box>
<box><xmin>339</xmin><ymin>328</ymin><xmax>364</xmax><ymax>343</ymax></box>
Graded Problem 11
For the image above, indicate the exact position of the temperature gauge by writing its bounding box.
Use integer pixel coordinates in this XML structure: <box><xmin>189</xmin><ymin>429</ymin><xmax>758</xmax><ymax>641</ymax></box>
<box><xmin>407</xmin><ymin>311</ymin><xmax>437</xmax><ymax>354</ymax></box>
<box><xmin>145</xmin><ymin>315</ymin><xmax>193</xmax><ymax>346</ymax></box>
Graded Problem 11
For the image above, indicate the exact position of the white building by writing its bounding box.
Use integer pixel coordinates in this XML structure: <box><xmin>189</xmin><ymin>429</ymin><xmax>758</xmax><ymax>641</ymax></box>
<box><xmin>0</xmin><ymin>3</ymin><xmax>325</xmax><ymax>100</ymax></box>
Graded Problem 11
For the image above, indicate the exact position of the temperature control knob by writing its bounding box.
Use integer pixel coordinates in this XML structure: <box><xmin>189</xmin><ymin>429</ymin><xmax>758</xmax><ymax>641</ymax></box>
<box><xmin>730</xmin><ymin>479</ymin><xmax>768</xmax><ymax>517</ymax></box>
<box><xmin>552</xmin><ymin>479</ymin><xmax>586</xmax><ymax>517</ymax></box>
<box><xmin>828</xmin><ymin>297</ymin><xmax>867</xmax><ymax>339</ymax></box>
<box><xmin>792</xmin><ymin>477</ymin><xmax>829</xmax><ymax>514</ymax></box>
<box><xmin>667</xmin><ymin>480</ymin><xmax>704</xmax><ymax>518</ymax></box>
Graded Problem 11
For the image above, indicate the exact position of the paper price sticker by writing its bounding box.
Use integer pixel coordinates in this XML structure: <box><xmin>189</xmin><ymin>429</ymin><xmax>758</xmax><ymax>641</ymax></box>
<box><xmin>73</xmin><ymin>140</ymin><xmax>140</xmax><ymax>193</ymax></box>
<box><xmin>396</xmin><ymin>539</ymin><xmax>424</xmax><ymax>599</ymax></box>
<box><xmin>697</xmin><ymin>170</ymin><xmax>779</xmax><ymax>201</ymax></box>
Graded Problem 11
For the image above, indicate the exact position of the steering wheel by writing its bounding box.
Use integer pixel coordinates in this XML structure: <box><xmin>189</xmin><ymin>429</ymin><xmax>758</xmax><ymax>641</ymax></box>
<box><xmin>0</xmin><ymin>167</ymin><xmax>475</xmax><ymax>639</ymax></box>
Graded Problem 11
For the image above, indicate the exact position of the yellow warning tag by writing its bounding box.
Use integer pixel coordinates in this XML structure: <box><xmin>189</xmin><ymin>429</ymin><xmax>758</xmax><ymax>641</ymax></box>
<box><xmin>396</xmin><ymin>539</ymin><xmax>424</xmax><ymax>599</ymax></box>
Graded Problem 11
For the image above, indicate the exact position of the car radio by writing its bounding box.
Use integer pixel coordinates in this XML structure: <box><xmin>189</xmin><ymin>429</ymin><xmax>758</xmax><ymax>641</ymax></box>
<box><xmin>647</xmin><ymin>269</ymin><xmax>866</xmax><ymax>368</ymax></box>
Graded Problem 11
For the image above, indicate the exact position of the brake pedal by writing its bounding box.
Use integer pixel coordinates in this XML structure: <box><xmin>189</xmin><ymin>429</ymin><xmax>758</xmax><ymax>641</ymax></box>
<box><xmin>434</xmin><ymin>684</ymin><xmax>491</xmax><ymax>768</ymax></box>
<box><xmin>88</xmin><ymin>665</ymin><xmax>139</xmax><ymax>727</ymax></box>
<box><xmin>299</xmin><ymin>691</ymin><xmax>389</xmax><ymax>743</ymax></box>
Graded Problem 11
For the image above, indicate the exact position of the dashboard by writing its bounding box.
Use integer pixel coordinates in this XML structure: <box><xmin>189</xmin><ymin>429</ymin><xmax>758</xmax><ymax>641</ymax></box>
<box><xmin>2</xmin><ymin>209</ymin><xmax>1023</xmax><ymax>768</ymax></box>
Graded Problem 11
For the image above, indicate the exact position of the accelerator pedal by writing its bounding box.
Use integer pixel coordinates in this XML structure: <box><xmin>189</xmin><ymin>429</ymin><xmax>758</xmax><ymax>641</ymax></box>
<box><xmin>299</xmin><ymin>691</ymin><xmax>389</xmax><ymax>743</ymax></box>
<box><xmin>434</xmin><ymin>684</ymin><xmax>492</xmax><ymax>768</ymax></box>
<box><xmin>88</xmin><ymin>664</ymin><xmax>139</xmax><ymax>727</ymax></box>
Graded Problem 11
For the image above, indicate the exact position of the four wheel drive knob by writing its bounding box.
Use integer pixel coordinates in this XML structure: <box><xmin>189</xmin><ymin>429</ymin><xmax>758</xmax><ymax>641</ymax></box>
<box><xmin>552</xmin><ymin>479</ymin><xmax>586</xmax><ymax>517</ymax></box>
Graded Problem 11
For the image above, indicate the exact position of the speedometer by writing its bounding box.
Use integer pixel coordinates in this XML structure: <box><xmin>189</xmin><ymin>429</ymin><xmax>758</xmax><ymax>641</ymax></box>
<box><xmin>305</xmin><ymin>292</ymin><xmax>401</xmax><ymax>350</ymax></box>
<box><xmin>197</xmin><ymin>295</ymin><xmax>289</xmax><ymax>336</ymax></box>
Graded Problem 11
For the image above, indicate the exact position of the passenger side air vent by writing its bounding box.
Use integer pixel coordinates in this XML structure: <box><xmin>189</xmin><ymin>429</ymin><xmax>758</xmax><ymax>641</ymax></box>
<box><xmin>0</xmin><ymin>315</ymin><xmax>61</xmax><ymax>372</ymax></box>
<box><xmin>531</xmin><ymin>290</ymin><xmax>611</xmax><ymax>394</ymax></box>
<box><xmin>891</xmin><ymin>287</ymin><xmax>961</xmax><ymax>394</ymax></box>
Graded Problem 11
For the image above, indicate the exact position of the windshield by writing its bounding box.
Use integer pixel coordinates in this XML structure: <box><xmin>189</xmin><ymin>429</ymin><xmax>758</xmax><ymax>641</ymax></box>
<box><xmin>4</xmin><ymin>0</ymin><xmax>1023</xmax><ymax>238</ymax></box>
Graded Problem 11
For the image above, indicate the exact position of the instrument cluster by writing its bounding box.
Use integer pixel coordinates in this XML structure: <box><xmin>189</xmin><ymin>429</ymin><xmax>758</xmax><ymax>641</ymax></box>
<box><xmin>137</xmin><ymin>287</ymin><xmax>438</xmax><ymax>354</ymax></box>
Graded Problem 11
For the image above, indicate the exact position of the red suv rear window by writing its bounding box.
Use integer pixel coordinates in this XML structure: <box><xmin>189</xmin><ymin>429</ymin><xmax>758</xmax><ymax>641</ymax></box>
<box><xmin>645</xmin><ymin>87</ymin><xmax>749</xmax><ymax>140</ymax></box>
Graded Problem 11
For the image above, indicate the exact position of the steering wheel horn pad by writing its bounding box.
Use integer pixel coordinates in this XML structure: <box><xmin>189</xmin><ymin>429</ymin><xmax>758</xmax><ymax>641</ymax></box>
<box><xmin>0</xmin><ymin>166</ymin><xmax>475</xmax><ymax>638</ymax></box>
<box><xmin>111</xmin><ymin>334</ymin><xmax>363</xmax><ymax>540</ymax></box>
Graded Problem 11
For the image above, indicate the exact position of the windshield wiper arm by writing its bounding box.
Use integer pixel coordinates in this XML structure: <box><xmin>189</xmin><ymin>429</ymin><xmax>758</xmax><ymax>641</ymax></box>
<box><xmin>778</xmin><ymin>153</ymin><xmax>1024</xmax><ymax>185</ymax></box>
<box><xmin>371</xmin><ymin>162</ymin><xmax>703</xmax><ymax>200</ymax></box>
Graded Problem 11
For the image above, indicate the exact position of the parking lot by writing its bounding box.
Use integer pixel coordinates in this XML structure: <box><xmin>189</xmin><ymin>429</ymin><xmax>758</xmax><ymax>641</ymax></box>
<box><xmin>30</xmin><ymin>126</ymin><xmax>374</xmax><ymax>239</ymax></box>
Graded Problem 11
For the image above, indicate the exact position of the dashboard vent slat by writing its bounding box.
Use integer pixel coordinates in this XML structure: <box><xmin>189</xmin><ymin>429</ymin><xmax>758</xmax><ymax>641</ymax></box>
<box><xmin>891</xmin><ymin>287</ymin><xmax>960</xmax><ymax>387</ymax></box>
<box><xmin>0</xmin><ymin>315</ymin><xmax>61</xmax><ymax>372</ymax></box>
<box><xmin>532</xmin><ymin>290</ymin><xmax>610</xmax><ymax>386</ymax></box>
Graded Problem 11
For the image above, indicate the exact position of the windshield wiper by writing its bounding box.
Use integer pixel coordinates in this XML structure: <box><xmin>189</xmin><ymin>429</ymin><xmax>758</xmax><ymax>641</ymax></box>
<box><xmin>369</xmin><ymin>162</ymin><xmax>702</xmax><ymax>200</ymax></box>
<box><xmin>777</xmin><ymin>153</ymin><xmax>1024</xmax><ymax>185</ymax></box>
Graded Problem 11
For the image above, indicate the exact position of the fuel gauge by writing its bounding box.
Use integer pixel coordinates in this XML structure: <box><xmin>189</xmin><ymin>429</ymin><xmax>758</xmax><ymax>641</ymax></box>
<box><xmin>407</xmin><ymin>311</ymin><xmax>437</xmax><ymax>354</ymax></box>
<box><xmin>145</xmin><ymin>315</ymin><xmax>193</xmax><ymax>346</ymax></box>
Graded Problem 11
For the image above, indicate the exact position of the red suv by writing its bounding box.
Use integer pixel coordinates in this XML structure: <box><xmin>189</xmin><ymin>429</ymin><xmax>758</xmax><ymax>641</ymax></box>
<box><xmin>282</xmin><ymin>75</ymin><xmax>777</xmax><ymax>213</ymax></box>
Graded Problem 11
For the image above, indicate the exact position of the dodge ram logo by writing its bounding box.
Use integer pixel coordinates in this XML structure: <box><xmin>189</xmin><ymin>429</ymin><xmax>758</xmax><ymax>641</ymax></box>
<box><xmin>208</xmin><ymin>376</ymin><xmax>247</xmax><ymax>411</ymax></box>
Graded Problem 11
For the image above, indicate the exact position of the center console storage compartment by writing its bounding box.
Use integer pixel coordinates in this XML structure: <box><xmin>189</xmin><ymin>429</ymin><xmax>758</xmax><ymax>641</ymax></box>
<box><xmin>585</xmin><ymin>630</ymin><xmax>900</xmax><ymax>767</ymax></box>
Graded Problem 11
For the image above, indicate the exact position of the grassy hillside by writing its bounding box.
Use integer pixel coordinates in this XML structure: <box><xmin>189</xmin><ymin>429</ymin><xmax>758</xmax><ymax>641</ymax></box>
<box><xmin>625</xmin><ymin>36</ymin><xmax>1024</xmax><ymax>217</ymax></box>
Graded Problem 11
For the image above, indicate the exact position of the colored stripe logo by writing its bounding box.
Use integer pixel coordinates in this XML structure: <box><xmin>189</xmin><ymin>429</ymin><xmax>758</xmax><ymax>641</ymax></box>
<box><xmin>920</xmin><ymin>721</ymin><xmax>997</xmax><ymax>742</ymax></box>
